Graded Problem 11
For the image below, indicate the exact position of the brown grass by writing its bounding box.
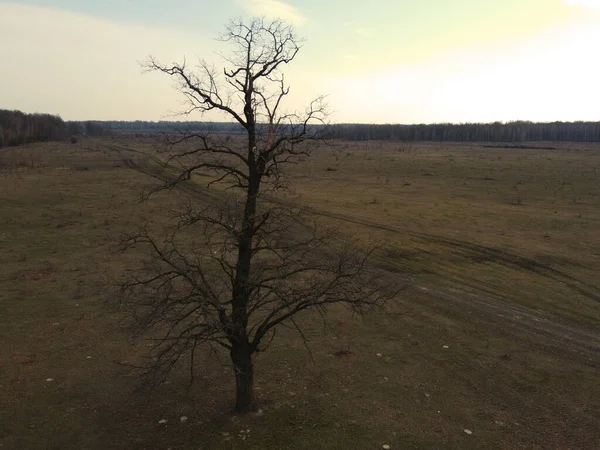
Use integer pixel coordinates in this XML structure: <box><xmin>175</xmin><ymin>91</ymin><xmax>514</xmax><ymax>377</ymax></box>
<box><xmin>0</xmin><ymin>138</ymin><xmax>598</xmax><ymax>449</ymax></box>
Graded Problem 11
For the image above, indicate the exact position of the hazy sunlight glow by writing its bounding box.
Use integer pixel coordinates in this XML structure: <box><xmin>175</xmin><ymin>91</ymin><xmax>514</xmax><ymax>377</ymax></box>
<box><xmin>563</xmin><ymin>0</ymin><xmax>600</xmax><ymax>7</ymax></box>
<box><xmin>1</xmin><ymin>0</ymin><xmax>599</xmax><ymax>122</ymax></box>
<box><xmin>236</xmin><ymin>0</ymin><xmax>307</xmax><ymax>25</ymax></box>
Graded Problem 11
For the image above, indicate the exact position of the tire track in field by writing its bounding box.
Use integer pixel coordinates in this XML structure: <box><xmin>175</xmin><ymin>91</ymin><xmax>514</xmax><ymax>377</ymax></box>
<box><xmin>298</xmin><ymin>207</ymin><xmax>600</xmax><ymax>361</ymax></box>
<box><xmin>299</xmin><ymin>206</ymin><xmax>600</xmax><ymax>303</ymax></box>
<box><xmin>410</xmin><ymin>282</ymin><xmax>600</xmax><ymax>362</ymax></box>
<box><xmin>108</xmin><ymin>143</ymin><xmax>600</xmax><ymax>361</ymax></box>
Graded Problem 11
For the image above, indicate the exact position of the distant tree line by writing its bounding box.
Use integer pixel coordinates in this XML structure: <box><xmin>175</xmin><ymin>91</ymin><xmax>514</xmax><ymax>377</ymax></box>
<box><xmin>68</xmin><ymin>121</ymin><xmax>110</xmax><ymax>138</ymax></box>
<box><xmin>0</xmin><ymin>110</ymin><xmax>118</xmax><ymax>148</ymax></box>
<box><xmin>4</xmin><ymin>114</ymin><xmax>600</xmax><ymax>145</ymax></box>
<box><xmin>0</xmin><ymin>109</ymin><xmax>69</xmax><ymax>147</ymax></box>
<box><xmin>86</xmin><ymin>120</ymin><xmax>600</xmax><ymax>142</ymax></box>
<box><xmin>88</xmin><ymin>120</ymin><xmax>244</xmax><ymax>134</ymax></box>
<box><xmin>328</xmin><ymin>121</ymin><xmax>600</xmax><ymax>142</ymax></box>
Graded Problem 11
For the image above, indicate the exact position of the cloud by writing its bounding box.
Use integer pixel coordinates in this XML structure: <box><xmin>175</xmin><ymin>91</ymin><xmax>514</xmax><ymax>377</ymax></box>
<box><xmin>0</xmin><ymin>2</ymin><xmax>322</xmax><ymax>121</ymax></box>
<box><xmin>563</xmin><ymin>0</ymin><xmax>600</xmax><ymax>7</ymax></box>
<box><xmin>238</xmin><ymin>0</ymin><xmax>307</xmax><ymax>25</ymax></box>
<box><xmin>355</xmin><ymin>27</ymin><xmax>375</xmax><ymax>38</ymax></box>
<box><xmin>0</xmin><ymin>2</ymin><xmax>216</xmax><ymax>120</ymax></box>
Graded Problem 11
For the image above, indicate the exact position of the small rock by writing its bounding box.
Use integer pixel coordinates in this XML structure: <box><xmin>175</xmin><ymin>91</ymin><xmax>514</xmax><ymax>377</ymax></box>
<box><xmin>383</xmin><ymin>445</ymin><xmax>391</xmax><ymax>449</ymax></box>
<box><xmin>46</xmin><ymin>378</ymin><xmax>54</xmax><ymax>382</ymax></box>
<box><xmin>180</xmin><ymin>416</ymin><xmax>188</xmax><ymax>423</ymax></box>
<box><xmin>376</xmin><ymin>353</ymin><xmax>383</xmax><ymax>357</ymax></box>
<box><xmin>424</xmin><ymin>393</ymin><xmax>431</xmax><ymax>398</ymax></box>
<box><xmin>158</xmin><ymin>419</ymin><xmax>168</xmax><ymax>424</ymax></box>
<box><xmin>86</xmin><ymin>356</ymin><xmax>92</xmax><ymax>359</ymax></box>
<box><xmin>464</xmin><ymin>429</ymin><xmax>473</xmax><ymax>435</ymax></box>
<box><xmin>443</xmin><ymin>345</ymin><xmax>449</xmax><ymax>349</ymax></box>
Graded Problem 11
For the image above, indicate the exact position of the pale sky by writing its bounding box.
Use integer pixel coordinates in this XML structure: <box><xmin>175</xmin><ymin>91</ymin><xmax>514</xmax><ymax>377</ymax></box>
<box><xmin>1</xmin><ymin>0</ymin><xmax>599</xmax><ymax>123</ymax></box>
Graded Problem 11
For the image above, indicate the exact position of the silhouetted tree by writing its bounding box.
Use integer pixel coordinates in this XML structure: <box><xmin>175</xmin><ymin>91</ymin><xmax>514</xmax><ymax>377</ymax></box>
<box><xmin>119</xmin><ymin>17</ymin><xmax>394</xmax><ymax>413</ymax></box>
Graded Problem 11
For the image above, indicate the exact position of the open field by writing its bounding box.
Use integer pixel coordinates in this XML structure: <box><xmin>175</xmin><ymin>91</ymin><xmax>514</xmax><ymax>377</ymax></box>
<box><xmin>1</xmin><ymin>138</ymin><xmax>599</xmax><ymax>449</ymax></box>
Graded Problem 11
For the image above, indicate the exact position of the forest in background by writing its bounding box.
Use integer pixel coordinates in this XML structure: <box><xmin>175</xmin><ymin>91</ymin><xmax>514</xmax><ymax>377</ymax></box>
<box><xmin>0</xmin><ymin>109</ymin><xmax>69</xmax><ymax>147</ymax></box>
<box><xmin>0</xmin><ymin>110</ymin><xmax>106</xmax><ymax>147</ymax></box>
<box><xmin>81</xmin><ymin>119</ymin><xmax>600</xmax><ymax>142</ymax></box>
<box><xmin>329</xmin><ymin>121</ymin><xmax>600</xmax><ymax>142</ymax></box>
<box><xmin>2</xmin><ymin>109</ymin><xmax>600</xmax><ymax>147</ymax></box>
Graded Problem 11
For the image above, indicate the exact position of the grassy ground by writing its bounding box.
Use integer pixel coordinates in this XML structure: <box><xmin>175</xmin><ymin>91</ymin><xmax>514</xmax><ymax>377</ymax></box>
<box><xmin>0</xmin><ymin>138</ymin><xmax>598</xmax><ymax>449</ymax></box>
<box><xmin>283</xmin><ymin>141</ymin><xmax>600</xmax><ymax>329</ymax></box>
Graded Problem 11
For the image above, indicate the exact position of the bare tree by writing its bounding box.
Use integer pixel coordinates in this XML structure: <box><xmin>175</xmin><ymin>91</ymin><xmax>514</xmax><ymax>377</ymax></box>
<box><xmin>119</xmin><ymin>17</ymin><xmax>394</xmax><ymax>413</ymax></box>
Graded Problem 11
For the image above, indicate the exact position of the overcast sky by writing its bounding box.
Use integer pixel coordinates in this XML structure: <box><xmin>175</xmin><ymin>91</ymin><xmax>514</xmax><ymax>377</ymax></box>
<box><xmin>1</xmin><ymin>0</ymin><xmax>599</xmax><ymax>123</ymax></box>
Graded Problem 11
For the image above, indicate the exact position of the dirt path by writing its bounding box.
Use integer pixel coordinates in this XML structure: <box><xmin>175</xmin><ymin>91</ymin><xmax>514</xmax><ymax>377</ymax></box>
<box><xmin>305</xmin><ymin>207</ymin><xmax>600</xmax><ymax>364</ymax></box>
<box><xmin>411</xmin><ymin>282</ymin><xmax>600</xmax><ymax>361</ymax></box>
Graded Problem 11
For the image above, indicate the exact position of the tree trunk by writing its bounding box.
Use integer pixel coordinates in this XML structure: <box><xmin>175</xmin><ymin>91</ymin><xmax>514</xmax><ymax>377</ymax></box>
<box><xmin>231</xmin><ymin>343</ymin><xmax>255</xmax><ymax>413</ymax></box>
<box><xmin>227</xmin><ymin>93</ymin><xmax>259</xmax><ymax>414</ymax></box>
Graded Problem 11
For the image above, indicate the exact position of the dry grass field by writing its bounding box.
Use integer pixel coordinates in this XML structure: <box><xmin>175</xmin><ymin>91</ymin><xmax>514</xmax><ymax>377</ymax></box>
<box><xmin>0</xmin><ymin>138</ymin><xmax>598</xmax><ymax>449</ymax></box>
